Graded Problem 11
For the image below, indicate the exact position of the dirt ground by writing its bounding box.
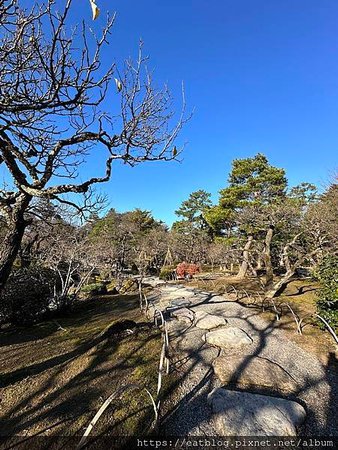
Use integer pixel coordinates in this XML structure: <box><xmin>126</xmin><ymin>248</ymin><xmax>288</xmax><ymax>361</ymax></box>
<box><xmin>0</xmin><ymin>293</ymin><xmax>172</xmax><ymax>446</ymax></box>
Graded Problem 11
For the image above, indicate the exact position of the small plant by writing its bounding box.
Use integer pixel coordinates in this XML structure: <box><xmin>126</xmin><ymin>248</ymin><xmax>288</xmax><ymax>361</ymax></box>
<box><xmin>159</xmin><ymin>266</ymin><xmax>176</xmax><ymax>280</ymax></box>
<box><xmin>81</xmin><ymin>282</ymin><xmax>107</xmax><ymax>296</ymax></box>
<box><xmin>315</xmin><ymin>255</ymin><xmax>338</xmax><ymax>332</ymax></box>
<box><xmin>119</xmin><ymin>278</ymin><xmax>138</xmax><ymax>294</ymax></box>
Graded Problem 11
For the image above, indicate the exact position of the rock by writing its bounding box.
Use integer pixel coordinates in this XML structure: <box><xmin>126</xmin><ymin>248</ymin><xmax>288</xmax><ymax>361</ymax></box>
<box><xmin>170</xmin><ymin>298</ymin><xmax>191</xmax><ymax>308</ymax></box>
<box><xmin>102</xmin><ymin>320</ymin><xmax>137</xmax><ymax>338</ymax></box>
<box><xmin>194</xmin><ymin>310</ymin><xmax>227</xmax><ymax>330</ymax></box>
<box><xmin>173</xmin><ymin>328</ymin><xmax>210</xmax><ymax>354</ymax></box>
<box><xmin>208</xmin><ymin>388</ymin><xmax>306</xmax><ymax>436</ymax></box>
<box><xmin>205</xmin><ymin>326</ymin><xmax>252</xmax><ymax>349</ymax></box>
<box><xmin>171</xmin><ymin>307</ymin><xmax>195</xmax><ymax>324</ymax></box>
<box><xmin>213</xmin><ymin>356</ymin><xmax>297</xmax><ymax>394</ymax></box>
<box><xmin>146</xmin><ymin>304</ymin><xmax>156</xmax><ymax>320</ymax></box>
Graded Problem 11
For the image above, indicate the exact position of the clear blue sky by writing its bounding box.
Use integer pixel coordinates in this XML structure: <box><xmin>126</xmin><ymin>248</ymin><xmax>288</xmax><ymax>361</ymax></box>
<box><xmin>3</xmin><ymin>0</ymin><xmax>338</xmax><ymax>225</ymax></box>
<box><xmin>99</xmin><ymin>0</ymin><xmax>338</xmax><ymax>225</ymax></box>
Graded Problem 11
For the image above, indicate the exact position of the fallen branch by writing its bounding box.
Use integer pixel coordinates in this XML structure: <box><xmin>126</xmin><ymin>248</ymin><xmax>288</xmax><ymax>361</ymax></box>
<box><xmin>77</xmin><ymin>384</ymin><xmax>158</xmax><ymax>449</ymax></box>
<box><xmin>278</xmin><ymin>302</ymin><xmax>302</xmax><ymax>334</ymax></box>
<box><xmin>262</xmin><ymin>297</ymin><xmax>280</xmax><ymax>320</ymax></box>
<box><xmin>53</xmin><ymin>320</ymin><xmax>67</xmax><ymax>332</ymax></box>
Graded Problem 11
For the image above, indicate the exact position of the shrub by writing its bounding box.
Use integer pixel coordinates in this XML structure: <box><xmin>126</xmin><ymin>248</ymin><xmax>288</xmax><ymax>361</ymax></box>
<box><xmin>0</xmin><ymin>266</ymin><xmax>58</xmax><ymax>326</ymax></box>
<box><xmin>81</xmin><ymin>282</ymin><xmax>107</xmax><ymax>296</ymax></box>
<box><xmin>176</xmin><ymin>262</ymin><xmax>200</xmax><ymax>279</ymax></box>
<box><xmin>315</xmin><ymin>255</ymin><xmax>338</xmax><ymax>331</ymax></box>
<box><xmin>159</xmin><ymin>266</ymin><xmax>176</xmax><ymax>280</ymax></box>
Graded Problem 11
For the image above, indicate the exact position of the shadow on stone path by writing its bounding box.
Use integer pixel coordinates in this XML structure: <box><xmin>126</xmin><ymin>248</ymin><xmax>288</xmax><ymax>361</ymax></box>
<box><xmin>145</xmin><ymin>279</ymin><xmax>337</xmax><ymax>437</ymax></box>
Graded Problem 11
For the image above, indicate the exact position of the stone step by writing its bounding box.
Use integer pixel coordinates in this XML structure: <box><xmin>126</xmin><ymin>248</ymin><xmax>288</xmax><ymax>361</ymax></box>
<box><xmin>169</xmin><ymin>298</ymin><xmax>192</xmax><ymax>308</ymax></box>
<box><xmin>213</xmin><ymin>355</ymin><xmax>297</xmax><ymax>394</ymax></box>
<box><xmin>171</xmin><ymin>307</ymin><xmax>195</xmax><ymax>324</ymax></box>
<box><xmin>205</xmin><ymin>326</ymin><xmax>253</xmax><ymax>349</ymax></box>
<box><xmin>208</xmin><ymin>388</ymin><xmax>306</xmax><ymax>436</ymax></box>
<box><xmin>194</xmin><ymin>310</ymin><xmax>227</xmax><ymax>330</ymax></box>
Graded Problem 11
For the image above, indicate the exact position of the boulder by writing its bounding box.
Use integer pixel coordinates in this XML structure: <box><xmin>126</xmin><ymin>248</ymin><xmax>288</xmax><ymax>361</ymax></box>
<box><xmin>205</xmin><ymin>326</ymin><xmax>252</xmax><ymax>349</ymax></box>
<box><xmin>171</xmin><ymin>307</ymin><xmax>195</xmax><ymax>324</ymax></box>
<box><xmin>213</xmin><ymin>356</ymin><xmax>297</xmax><ymax>394</ymax></box>
<box><xmin>208</xmin><ymin>388</ymin><xmax>306</xmax><ymax>436</ymax></box>
<box><xmin>194</xmin><ymin>310</ymin><xmax>227</xmax><ymax>330</ymax></box>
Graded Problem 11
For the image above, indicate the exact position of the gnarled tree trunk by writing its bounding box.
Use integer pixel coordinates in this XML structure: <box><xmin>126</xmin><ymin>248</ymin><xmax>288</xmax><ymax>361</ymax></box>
<box><xmin>263</xmin><ymin>224</ymin><xmax>274</xmax><ymax>287</ymax></box>
<box><xmin>0</xmin><ymin>195</ymin><xmax>31</xmax><ymax>293</ymax></box>
<box><xmin>236</xmin><ymin>234</ymin><xmax>254</xmax><ymax>278</ymax></box>
<box><xmin>265</xmin><ymin>233</ymin><xmax>300</xmax><ymax>298</ymax></box>
<box><xmin>265</xmin><ymin>269</ymin><xmax>295</xmax><ymax>298</ymax></box>
<box><xmin>256</xmin><ymin>254</ymin><xmax>263</xmax><ymax>271</ymax></box>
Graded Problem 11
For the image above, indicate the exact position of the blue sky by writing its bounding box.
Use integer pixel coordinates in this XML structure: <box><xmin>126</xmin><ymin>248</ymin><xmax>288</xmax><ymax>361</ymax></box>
<box><xmin>99</xmin><ymin>0</ymin><xmax>338</xmax><ymax>224</ymax></box>
<box><xmin>2</xmin><ymin>0</ymin><xmax>338</xmax><ymax>225</ymax></box>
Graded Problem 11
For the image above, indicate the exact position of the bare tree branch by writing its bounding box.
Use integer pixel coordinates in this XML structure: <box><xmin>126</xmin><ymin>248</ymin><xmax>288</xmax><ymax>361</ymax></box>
<box><xmin>0</xmin><ymin>0</ymin><xmax>188</xmax><ymax>292</ymax></box>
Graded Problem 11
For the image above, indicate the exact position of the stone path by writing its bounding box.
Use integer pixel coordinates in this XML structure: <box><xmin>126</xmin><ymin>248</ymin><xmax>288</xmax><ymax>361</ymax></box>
<box><xmin>145</xmin><ymin>279</ymin><xmax>335</xmax><ymax>436</ymax></box>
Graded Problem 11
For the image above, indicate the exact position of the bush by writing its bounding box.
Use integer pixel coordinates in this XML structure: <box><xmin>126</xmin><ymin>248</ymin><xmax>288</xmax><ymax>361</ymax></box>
<box><xmin>0</xmin><ymin>266</ymin><xmax>58</xmax><ymax>326</ymax></box>
<box><xmin>159</xmin><ymin>266</ymin><xmax>176</xmax><ymax>280</ymax></box>
<box><xmin>81</xmin><ymin>282</ymin><xmax>107</xmax><ymax>296</ymax></box>
<box><xmin>315</xmin><ymin>255</ymin><xmax>338</xmax><ymax>331</ymax></box>
<box><xmin>176</xmin><ymin>262</ymin><xmax>200</xmax><ymax>279</ymax></box>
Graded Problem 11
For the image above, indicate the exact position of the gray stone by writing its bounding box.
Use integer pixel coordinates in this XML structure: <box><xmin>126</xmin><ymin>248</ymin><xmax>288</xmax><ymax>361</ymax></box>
<box><xmin>170</xmin><ymin>298</ymin><xmax>191</xmax><ymax>307</ymax></box>
<box><xmin>171</xmin><ymin>307</ymin><xmax>195</xmax><ymax>324</ymax></box>
<box><xmin>208</xmin><ymin>388</ymin><xmax>306</xmax><ymax>436</ymax></box>
<box><xmin>213</xmin><ymin>356</ymin><xmax>297</xmax><ymax>394</ymax></box>
<box><xmin>194</xmin><ymin>310</ymin><xmax>227</xmax><ymax>330</ymax></box>
<box><xmin>205</xmin><ymin>326</ymin><xmax>252</xmax><ymax>349</ymax></box>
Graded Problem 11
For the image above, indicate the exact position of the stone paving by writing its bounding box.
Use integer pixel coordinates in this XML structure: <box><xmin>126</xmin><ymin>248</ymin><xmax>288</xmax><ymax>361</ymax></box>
<box><xmin>144</xmin><ymin>278</ymin><xmax>334</xmax><ymax>436</ymax></box>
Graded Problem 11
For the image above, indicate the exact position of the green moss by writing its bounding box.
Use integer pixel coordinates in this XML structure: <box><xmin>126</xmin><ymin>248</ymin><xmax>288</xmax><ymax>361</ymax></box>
<box><xmin>1</xmin><ymin>290</ymin><xmax>179</xmax><ymax>438</ymax></box>
<box><xmin>81</xmin><ymin>282</ymin><xmax>107</xmax><ymax>295</ymax></box>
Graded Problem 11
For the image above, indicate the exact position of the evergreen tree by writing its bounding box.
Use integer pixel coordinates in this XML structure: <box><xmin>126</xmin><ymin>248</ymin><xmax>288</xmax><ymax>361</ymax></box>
<box><xmin>174</xmin><ymin>190</ymin><xmax>212</xmax><ymax>230</ymax></box>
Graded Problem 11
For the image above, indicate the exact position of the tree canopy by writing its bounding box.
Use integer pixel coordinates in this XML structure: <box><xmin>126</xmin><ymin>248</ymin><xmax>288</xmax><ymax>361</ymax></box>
<box><xmin>174</xmin><ymin>190</ymin><xmax>212</xmax><ymax>229</ymax></box>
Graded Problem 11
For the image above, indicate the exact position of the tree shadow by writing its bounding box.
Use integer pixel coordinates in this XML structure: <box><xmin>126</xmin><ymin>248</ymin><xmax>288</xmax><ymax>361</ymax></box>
<box><xmin>284</xmin><ymin>285</ymin><xmax>318</xmax><ymax>297</ymax></box>
<box><xmin>2</xmin><ymin>285</ymin><xmax>336</xmax><ymax>442</ymax></box>
<box><xmin>314</xmin><ymin>351</ymin><xmax>337</xmax><ymax>436</ymax></box>
<box><xmin>0</xmin><ymin>294</ymin><xmax>140</xmax><ymax>348</ymax></box>
<box><xmin>0</xmin><ymin>324</ymin><xmax>160</xmax><ymax>442</ymax></box>
<box><xmin>159</xmin><ymin>306</ymin><xmax>337</xmax><ymax>437</ymax></box>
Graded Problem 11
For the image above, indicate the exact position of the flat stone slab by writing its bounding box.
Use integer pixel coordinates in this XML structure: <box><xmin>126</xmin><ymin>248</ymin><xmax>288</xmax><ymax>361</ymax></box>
<box><xmin>208</xmin><ymin>388</ymin><xmax>306</xmax><ymax>436</ymax></box>
<box><xmin>213</xmin><ymin>356</ymin><xmax>297</xmax><ymax>394</ymax></box>
<box><xmin>169</xmin><ymin>298</ymin><xmax>192</xmax><ymax>308</ymax></box>
<box><xmin>171</xmin><ymin>307</ymin><xmax>195</xmax><ymax>324</ymax></box>
<box><xmin>205</xmin><ymin>326</ymin><xmax>252</xmax><ymax>349</ymax></box>
<box><xmin>194</xmin><ymin>310</ymin><xmax>227</xmax><ymax>330</ymax></box>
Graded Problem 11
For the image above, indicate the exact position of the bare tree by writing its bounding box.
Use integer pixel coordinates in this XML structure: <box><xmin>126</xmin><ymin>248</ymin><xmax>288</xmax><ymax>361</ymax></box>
<box><xmin>138</xmin><ymin>227</ymin><xmax>169</xmax><ymax>273</ymax></box>
<box><xmin>39</xmin><ymin>224</ymin><xmax>100</xmax><ymax>302</ymax></box>
<box><xmin>265</xmin><ymin>186</ymin><xmax>337</xmax><ymax>298</ymax></box>
<box><xmin>170</xmin><ymin>223</ymin><xmax>211</xmax><ymax>264</ymax></box>
<box><xmin>0</xmin><ymin>0</ymin><xmax>187</xmax><ymax>292</ymax></box>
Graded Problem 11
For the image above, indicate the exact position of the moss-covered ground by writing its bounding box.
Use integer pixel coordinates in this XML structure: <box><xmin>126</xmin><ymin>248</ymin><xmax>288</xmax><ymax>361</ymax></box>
<box><xmin>0</xmin><ymin>293</ymin><xmax>174</xmax><ymax>442</ymax></box>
